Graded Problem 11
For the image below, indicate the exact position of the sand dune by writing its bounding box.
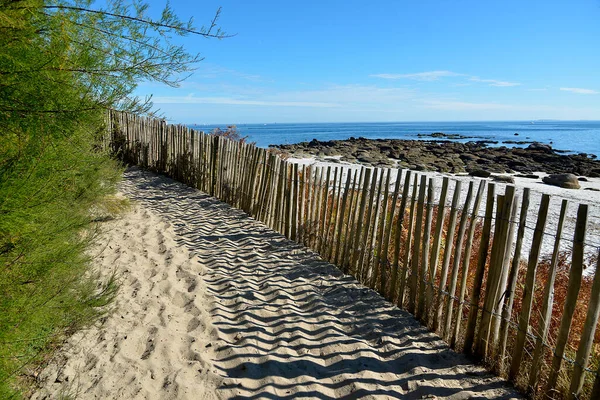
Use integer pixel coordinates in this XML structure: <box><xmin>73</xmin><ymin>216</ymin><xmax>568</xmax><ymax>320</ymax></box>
<box><xmin>33</xmin><ymin>167</ymin><xmax>519</xmax><ymax>399</ymax></box>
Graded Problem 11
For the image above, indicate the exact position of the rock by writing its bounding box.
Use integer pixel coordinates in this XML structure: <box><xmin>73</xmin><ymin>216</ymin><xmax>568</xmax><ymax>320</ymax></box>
<box><xmin>515</xmin><ymin>174</ymin><xmax>540</xmax><ymax>179</ymax></box>
<box><xmin>468</xmin><ymin>169</ymin><xmax>491</xmax><ymax>178</ymax></box>
<box><xmin>542</xmin><ymin>174</ymin><xmax>580</xmax><ymax>189</ymax></box>
<box><xmin>492</xmin><ymin>175</ymin><xmax>515</xmax><ymax>184</ymax></box>
<box><xmin>460</xmin><ymin>154</ymin><xmax>479</xmax><ymax>162</ymax></box>
<box><xmin>308</xmin><ymin>138</ymin><xmax>320</xmax><ymax>148</ymax></box>
<box><xmin>578</xmin><ymin>177</ymin><xmax>588</xmax><ymax>182</ymax></box>
<box><xmin>528</xmin><ymin>142</ymin><xmax>553</xmax><ymax>154</ymax></box>
<box><xmin>514</xmin><ymin>133</ymin><xmax>519</xmax><ymax>136</ymax></box>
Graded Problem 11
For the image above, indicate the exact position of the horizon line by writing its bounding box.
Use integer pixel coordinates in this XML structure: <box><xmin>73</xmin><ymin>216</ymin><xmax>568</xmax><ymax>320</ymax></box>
<box><xmin>184</xmin><ymin>119</ymin><xmax>600</xmax><ymax>126</ymax></box>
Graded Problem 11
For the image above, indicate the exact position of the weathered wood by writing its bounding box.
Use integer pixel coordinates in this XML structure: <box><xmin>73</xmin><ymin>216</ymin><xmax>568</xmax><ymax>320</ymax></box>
<box><xmin>398</xmin><ymin>174</ymin><xmax>419</xmax><ymax>307</ymax></box>
<box><xmin>334</xmin><ymin>168</ymin><xmax>355</xmax><ymax>265</ymax></box>
<box><xmin>433</xmin><ymin>180</ymin><xmax>462</xmax><ymax>332</ymax></box>
<box><xmin>323</xmin><ymin>167</ymin><xmax>338</xmax><ymax>257</ymax></box>
<box><xmin>368</xmin><ymin>169</ymin><xmax>386</xmax><ymax>289</ymax></box>
<box><xmin>497</xmin><ymin>188</ymin><xmax>530</xmax><ymax>371</ymax></box>
<box><xmin>490</xmin><ymin>195</ymin><xmax>519</xmax><ymax>355</ymax></box>
<box><xmin>443</xmin><ymin>181</ymin><xmax>475</xmax><ymax>340</ymax></box>
<box><xmin>425</xmin><ymin>177</ymin><xmax>449</xmax><ymax>329</ymax></box>
<box><xmin>508</xmin><ymin>193</ymin><xmax>550</xmax><ymax>381</ymax></box>
<box><xmin>304</xmin><ymin>165</ymin><xmax>314</xmax><ymax>246</ymax></box>
<box><xmin>528</xmin><ymin>199</ymin><xmax>568</xmax><ymax>392</ymax></box>
<box><xmin>409</xmin><ymin>175</ymin><xmax>428</xmax><ymax>314</ymax></box>
<box><xmin>359</xmin><ymin>169</ymin><xmax>381</xmax><ymax>282</ymax></box>
<box><xmin>312</xmin><ymin>167</ymin><xmax>324</xmax><ymax>248</ymax></box>
<box><xmin>450</xmin><ymin>180</ymin><xmax>485</xmax><ymax>348</ymax></box>
<box><xmin>477</xmin><ymin>186</ymin><xmax>516</xmax><ymax>359</ymax></box>
<box><xmin>291</xmin><ymin>163</ymin><xmax>299</xmax><ymax>241</ymax></box>
<box><xmin>545</xmin><ymin>204</ymin><xmax>588</xmax><ymax>396</ymax></box>
<box><xmin>351</xmin><ymin>168</ymin><xmax>373</xmax><ymax>277</ymax></box>
<box><xmin>328</xmin><ymin>167</ymin><xmax>344</xmax><ymax>262</ymax></box>
<box><xmin>318</xmin><ymin>166</ymin><xmax>332</xmax><ymax>253</ymax></box>
<box><xmin>463</xmin><ymin>182</ymin><xmax>495</xmax><ymax>355</ymax></box>
<box><xmin>284</xmin><ymin>162</ymin><xmax>293</xmax><ymax>238</ymax></box>
<box><xmin>340</xmin><ymin>168</ymin><xmax>361</xmax><ymax>271</ymax></box>
<box><xmin>569</xmin><ymin>250</ymin><xmax>600</xmax><ymax>398</ymax></box>
<box><xmin>374</xmin><ymin>168</ymin><xmax>393</xmax><ymax>293</ymax></box>
<box><xmin>388</xmin><ymin>170</ymin><xmax>411</xmax><ymax>301</ymax></box>
<box><xmin>380</xmin><ymin>169</ymin><xmax>403</xmax><ymax>297</ymax></box>
<box><xmin>417</xmin><ymin>178</ymin><xmax>434</xmax><ymax>321</ymax></box>
<box><xmin>298</xmin><ymin>165</ymin><xmax>307</xmax><ymax>243</ymax></box>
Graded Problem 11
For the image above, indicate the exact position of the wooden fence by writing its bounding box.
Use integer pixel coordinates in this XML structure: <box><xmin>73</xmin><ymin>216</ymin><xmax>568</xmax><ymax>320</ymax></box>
<box><xmin>107</xmin><ymin>110</ymin><xmax>600</xmax><ymax>399</ymax></box>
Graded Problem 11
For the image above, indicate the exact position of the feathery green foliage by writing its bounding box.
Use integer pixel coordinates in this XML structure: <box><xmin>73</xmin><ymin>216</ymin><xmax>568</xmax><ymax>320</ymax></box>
<box><xmin>0</xmin><ymin>0</ymin><xmax>225</xmax><ymax>396</ymax></box>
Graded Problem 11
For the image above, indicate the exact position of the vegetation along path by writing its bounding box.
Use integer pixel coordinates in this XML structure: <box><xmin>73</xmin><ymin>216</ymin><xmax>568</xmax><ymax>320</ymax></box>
<box><xmin>34</xmin><ymin>168</ymin><xmax>520</xmax><ymax>399</ymax></box>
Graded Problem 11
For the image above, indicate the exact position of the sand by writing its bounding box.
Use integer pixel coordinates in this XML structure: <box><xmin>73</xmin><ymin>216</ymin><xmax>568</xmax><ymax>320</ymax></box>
<box><xmin>32</xmin><ymin>167</ymin><xmax>520</xmax><ymax>399</ymax></box>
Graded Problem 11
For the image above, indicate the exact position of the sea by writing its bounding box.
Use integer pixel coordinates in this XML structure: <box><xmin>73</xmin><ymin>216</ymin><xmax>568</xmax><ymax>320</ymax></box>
<box><xmin>189</xmin><ymin>120</ymin><xmax>600</xmax><ymax>157</ymax></box>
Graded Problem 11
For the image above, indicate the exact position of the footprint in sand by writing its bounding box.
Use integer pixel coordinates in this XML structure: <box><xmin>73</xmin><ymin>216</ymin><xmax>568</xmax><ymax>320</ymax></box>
<box><xmin>187</xmin><ymin>317</ymin><xmax>203</xmax><ymax>333</ymax></box>
<box><xmin>141</xmin><ymin>326</ymin><xmax>159</xmax><ymax>360</ymax></box>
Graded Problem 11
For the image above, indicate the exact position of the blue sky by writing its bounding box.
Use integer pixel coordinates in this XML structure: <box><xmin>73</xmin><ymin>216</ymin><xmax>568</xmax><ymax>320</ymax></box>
<box><xmin>138</xmin><ymin>0</ymin><xmax>600</xmax><ymax>124</ymax></box>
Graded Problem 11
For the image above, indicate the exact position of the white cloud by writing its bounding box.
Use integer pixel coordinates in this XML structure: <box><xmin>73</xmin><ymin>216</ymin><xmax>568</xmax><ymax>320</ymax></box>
<box><xmin>371</xmin><ymin>71</ymin><xmax>520</xmax><ymax>87</ymax></box>
<box><xmin>560</xmin><ymin>87</ymin><xmax>598</xmax><ymax>95</ymax></box>
<box><xmin>153</xmin><ymin>96</ymin><xmax>340</xmax><ymax>108</ymax></box>
<box><xmin>469</xmin><ymin>77</ymin><xmax>521</xmax><ymax>87</ymax></box>
<box><xmin>422</xmin><ymin>100</ymin><xmax>516</xmax><ymax>111</ymax></box>
<box><xmin>370</xmin><ymin>71</ymin><xmax>462</xmax><ymax>81</ymax></box>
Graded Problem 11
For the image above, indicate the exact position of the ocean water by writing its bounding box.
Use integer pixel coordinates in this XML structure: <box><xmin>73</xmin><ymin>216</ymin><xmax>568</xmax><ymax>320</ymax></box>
<box><xmin>189</xmin><ymin>120</ymin><xmax>600</xmax><ymax>157</ymax></box>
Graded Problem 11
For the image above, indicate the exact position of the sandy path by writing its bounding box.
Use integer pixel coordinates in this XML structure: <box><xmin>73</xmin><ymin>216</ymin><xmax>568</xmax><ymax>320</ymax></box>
<box><xmin>33</xmin><ymin>168</ymin><xmax>520</xmax><ymax>399</ymax></box>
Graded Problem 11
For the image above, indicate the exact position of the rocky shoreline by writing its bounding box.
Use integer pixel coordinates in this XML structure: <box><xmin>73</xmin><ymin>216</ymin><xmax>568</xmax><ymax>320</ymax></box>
<box><xmin>273</xmin><ymin>137</ymin><xmax>600</xmax><ymax>178</ymax></box>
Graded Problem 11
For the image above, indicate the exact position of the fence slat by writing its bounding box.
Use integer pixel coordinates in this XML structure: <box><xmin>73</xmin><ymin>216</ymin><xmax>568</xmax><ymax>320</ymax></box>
<box><xmin>464</xmin><ymin>182</ymin><xmax>495</xmax><ymax>355</ymax></box>
<box><xmin>328</xmin><ymin>167</ymin><xmax>343</xmax><ymax>262</ymax></box>
<box><xmin>498</xmin><ymin>188</ymin><xmax>530</xmax><ymax>372</ymax></box>
<box><xmin>352</xmin><ymin>168</ymin><xmax>373</xmax><ymax>277</ymax></box>
<box><xmin>443</xmin><ymin>181</ymin><xmax>475</xmax><ymax>340</ymax></box>
<box><xmin>509</xmin><ymin>193</ymin><xmax>550</xmax><ymax>381</ymax></box>
<box><xmin>529</xmin><ymin>199</ymin><xmax>568</xmax><ymax>392</ymax></box>
<box><xmin>323</xmin><ymin>167</ymin><xmax>338</xmax><ymax>257</ymax></box>
<box><xmin>380</xmin><ymin>169</ymin><xmax>403</xmax><ymax>298</ymax></box>
<box><xmin>570</xmin><ymin>249</ymin><xmax>600</xmax><ymax>398</ymax></box>
<box><xmin>417</xmin><ymin>178</ymin><xmax>435</xmax><ymax>321</ymax></box>
<box><xmin>368</xmin><ymin>169</ymin><xmax>386</xmax><ymax>288</ymax></box>
<box><xmin>374</xmin><ymin>169</ymin><xmax>393</xmax><ymax>293</ymax></box>
<box><xmin>545</xmin><ymin>204</ymin><xmax>588</xmax><ymax>396</ymax></box>
<box><xmin>398</xmin><ymin>174</ymin><xmax>419</xmax><ymax>308</ymax></box>
<box><xmin>409</xmin><ymin>175</ymin><xmax>428</xmax><ymax>314</ymax></box>
<box><xmin>388</xmin><ymin>170</ymin><xmax>411</xmax><ymax>301</ymax></box>
<box><xmin>334</xmin><ymin>168</ymin><xmax>355</xmax><ymax>265</ymax></box>
<box><xmin>451</xmin><ymin>180</ymin><xmax>485</xmax><ymax>348</ymax></box>
<box><xmin>433</xmin><ymin>180</ymin><xmax>462</xmax><ymax>332</ymax></box>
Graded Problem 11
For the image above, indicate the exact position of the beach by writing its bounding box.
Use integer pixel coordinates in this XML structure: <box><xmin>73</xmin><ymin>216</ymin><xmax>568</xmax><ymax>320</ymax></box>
<box><xmin>31</xmin><ymin>168</ymin><xmax>520</xmax><ymax>399</ymax></box>
<box><xmin>277</xmin><ymin>138</ymin><xmax>600</xmax><ymax>264</ymax></box>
